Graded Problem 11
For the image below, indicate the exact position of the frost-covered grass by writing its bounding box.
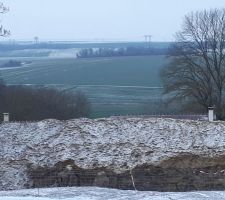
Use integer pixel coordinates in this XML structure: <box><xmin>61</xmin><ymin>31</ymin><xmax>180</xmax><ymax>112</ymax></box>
<box><xmin>0</xmin><ymin>56</ymin><xmax>167</xmax><ymax>117</ymax></box>
<box><xmin>0</xmin><ymin>187</ymin><xmax>225</xmax><ymax>200</ymax></box>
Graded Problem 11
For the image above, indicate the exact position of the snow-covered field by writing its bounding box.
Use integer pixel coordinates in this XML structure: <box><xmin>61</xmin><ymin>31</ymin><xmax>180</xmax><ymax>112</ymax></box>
<box><xmin>1</xmin><ymin>187</ymin><xmax>225</xmax><ymax>200</ymax></box>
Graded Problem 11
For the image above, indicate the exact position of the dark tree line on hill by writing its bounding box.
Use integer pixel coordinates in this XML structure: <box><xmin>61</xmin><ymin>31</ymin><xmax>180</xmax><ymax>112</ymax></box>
<box><xmin>0</xmin><ymin>80</ymin><xmax>90</xmax><ymax>121</ymax></box>
<box><xmin>76</xmin><ymin>46</ymin><xmax>169</xmax><ymax>58</ymax></box>
<box><xmin>0</xmin><ymin>60</ymin><xmax>22</xmax><ymax>68</ymax></box>
<box><xmin>0</xmin><ymin>43</ymin><xmax>81</xmax><ymax>51</ymax></box>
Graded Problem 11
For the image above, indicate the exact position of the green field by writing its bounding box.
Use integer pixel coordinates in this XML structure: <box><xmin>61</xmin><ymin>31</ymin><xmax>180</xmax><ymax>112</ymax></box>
<box><xmin>0</xmin><ymin>56</ymin><xmax>169</xmax><ymax>117</ymax></box>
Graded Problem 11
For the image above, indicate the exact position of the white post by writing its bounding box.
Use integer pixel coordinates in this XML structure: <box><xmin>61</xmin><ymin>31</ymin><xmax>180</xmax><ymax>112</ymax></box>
<box><xmin>3</xmin><ymin>113</ymin><xmax>9</xmax><ymax>122</ymax></box>
<box><xmin>208</xmin><ymin>107</ymin><xmax>214</xmax><ymax>122</ymax></box>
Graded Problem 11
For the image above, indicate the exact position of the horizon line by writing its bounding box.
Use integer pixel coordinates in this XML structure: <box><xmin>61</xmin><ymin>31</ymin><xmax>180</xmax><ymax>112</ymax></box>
<box><xmin>0</xmin><ymin>39</ymin><xmax>174</xmax><ymax>43</ymax></box>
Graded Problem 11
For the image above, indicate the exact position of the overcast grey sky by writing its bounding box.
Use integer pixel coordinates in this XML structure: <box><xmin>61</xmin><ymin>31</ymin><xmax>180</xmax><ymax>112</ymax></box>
<box><xmin>1</xmin><ymin>0</ymin><xmax>225</xmax><ymax>42</ymax></box>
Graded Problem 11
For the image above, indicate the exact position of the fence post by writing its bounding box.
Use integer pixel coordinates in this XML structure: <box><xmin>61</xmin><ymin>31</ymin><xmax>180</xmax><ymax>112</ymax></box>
<box><xmin>3</xmin><ymin>113</ymin><xmax>10</xmax><ymax>122</ymax></box>
<box><xmin>208</xmin><ymin>107</ymin><xmax>214</xmax><ymax>122</ymax></box>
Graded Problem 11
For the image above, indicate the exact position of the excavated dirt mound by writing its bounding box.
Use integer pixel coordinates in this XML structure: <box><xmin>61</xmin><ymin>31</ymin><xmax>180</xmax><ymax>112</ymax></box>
<box><xmin>1</xmin><ymin>117</ymin><xmax>225</xmax><ymax>191</ymax></box>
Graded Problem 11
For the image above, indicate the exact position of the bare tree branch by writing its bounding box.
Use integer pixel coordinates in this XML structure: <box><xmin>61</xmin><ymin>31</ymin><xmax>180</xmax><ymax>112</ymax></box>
<box><xmin>0</xmin><ymin>2</ymin><xmax>9</xmax><ymax>37</ymax></box>
<box><xmin>161</xmin><ymin>8</ymin><xmax>225</xmax><ymax>119</ymax></box>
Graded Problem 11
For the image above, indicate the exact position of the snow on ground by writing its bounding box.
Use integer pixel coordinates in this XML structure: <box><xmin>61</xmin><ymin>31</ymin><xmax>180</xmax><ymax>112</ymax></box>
<box><xmin>48</xmin><ymin>48</ymin><xmax>79</xmax><ymax>58</ymax></box>
<box><xmin>2</xmin><ymin>118</ymin><xmax>225</xmax><ymax>190</ymax></box>
<box><xmin>0</xmin><ymin>187</ymin><xmax>225</xmax><ymax>200</ymax></box>
<box><xmin>2</xmin><ymin>117</ymin><xmax>225</xmax><ymax>172</ymax></box>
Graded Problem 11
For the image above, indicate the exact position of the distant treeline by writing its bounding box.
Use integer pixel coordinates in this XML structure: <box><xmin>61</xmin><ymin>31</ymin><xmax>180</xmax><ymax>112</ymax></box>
<box><xmin>0</xmin><ymin>42</ymin><xmax>171</xmax><ymax>51</ymax></box>
<box><xmin>0</xmin><ymin>43</ymin><xmax>79</xmax><ymax>51</ymax></box>
<box><xmin>76</xmin><ymin>47</ymin><xmax>169</xmax><ymax>58</ymax></box>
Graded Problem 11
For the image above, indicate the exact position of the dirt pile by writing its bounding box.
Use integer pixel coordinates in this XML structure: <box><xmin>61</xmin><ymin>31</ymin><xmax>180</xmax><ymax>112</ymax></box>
<box><xmin>1</xmin><ymin>118</ymin><xmax>225</xmax><ymax>191</ymax></box>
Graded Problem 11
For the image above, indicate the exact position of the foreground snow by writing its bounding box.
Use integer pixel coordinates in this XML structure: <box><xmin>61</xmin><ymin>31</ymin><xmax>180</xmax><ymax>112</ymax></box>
<box><xmin>0</xmin><ymin>187</ymin><xmax>225</xmax><ymax>200</ymax></box>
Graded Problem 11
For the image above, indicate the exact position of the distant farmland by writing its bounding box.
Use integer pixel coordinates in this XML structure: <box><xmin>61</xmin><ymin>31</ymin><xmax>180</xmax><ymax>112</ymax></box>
<box><xmin>0</xmin><ymin>55</ymin><xmax>169</xmax><ymax>117</ymax></box>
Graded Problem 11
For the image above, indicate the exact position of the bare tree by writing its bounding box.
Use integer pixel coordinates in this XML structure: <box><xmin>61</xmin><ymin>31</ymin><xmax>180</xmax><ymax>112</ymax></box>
<box><xmin>0</xmin><ymin>2</ymin><xmax>10</xmax><ymax>36</ymax></box>
<box><xmin>161</xmin><ymin>8</ymin><xmax>225</xmax><ymax>119</ymax></box>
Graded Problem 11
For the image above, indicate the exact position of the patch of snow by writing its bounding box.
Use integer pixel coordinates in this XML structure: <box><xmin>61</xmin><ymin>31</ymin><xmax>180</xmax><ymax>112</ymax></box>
<box><xmin>0</xmin><ymin>63</ymin><xmax>32</xmax><ymax>70</ymax></box>
<box><xmin>0</xmin><ymin>187</ymin><xmax>225</xmax><ymax>200</ymax></box>
<box><xmin>48</xmin><ymin>48</ymin><xmax>79</xmax><ymax>58</ymax></box>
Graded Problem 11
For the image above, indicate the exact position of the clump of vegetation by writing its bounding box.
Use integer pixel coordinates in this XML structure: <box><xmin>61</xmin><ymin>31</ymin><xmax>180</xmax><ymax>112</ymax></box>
<box><xmin>0</xmin><ymin>80</ymin><xmax>90</xmax><ymax>121</ymax></box>
<box><xmin>1</xmin><ymin>60</ymin><xmax>22</xmax><ymax>68</ymax></box>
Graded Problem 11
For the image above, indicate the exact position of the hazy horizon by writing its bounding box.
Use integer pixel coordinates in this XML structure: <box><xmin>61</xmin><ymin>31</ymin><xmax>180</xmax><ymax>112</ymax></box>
<box><xmin>1</xmin><ymin>0</ymin><xmax>225</xmax><ymax>42</ymax></box>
